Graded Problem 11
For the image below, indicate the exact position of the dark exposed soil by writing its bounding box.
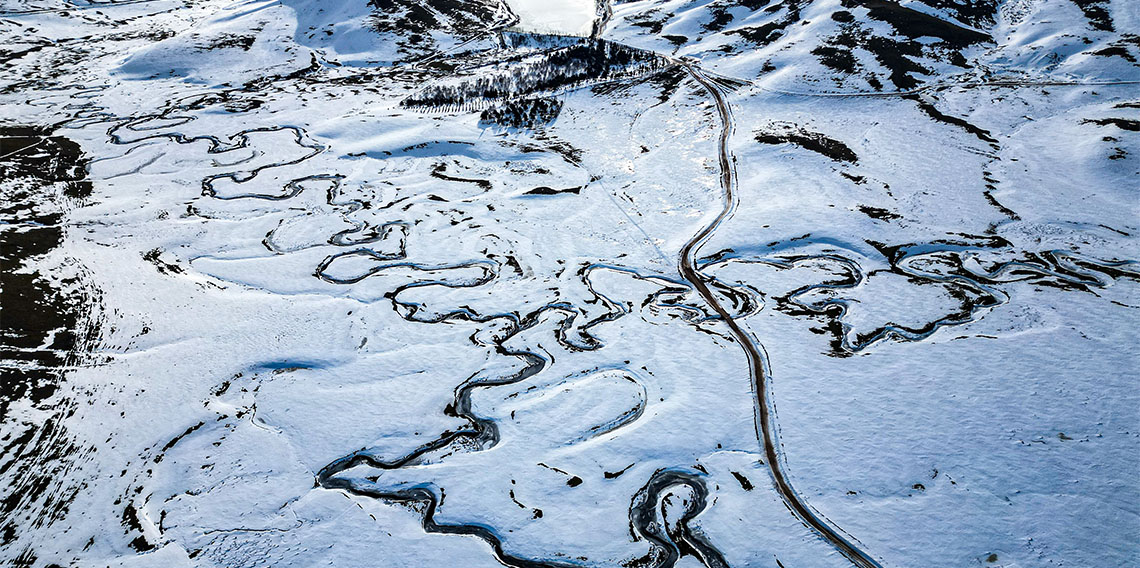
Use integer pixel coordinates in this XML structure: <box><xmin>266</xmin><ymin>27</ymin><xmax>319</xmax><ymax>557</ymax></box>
<box><xmin>1</xmin><ymin>125</ymin><xmax>93</xmax><ymax>416</ymax></box>
<box><xmin>755</xmin><ymin>128</ymin><xmax>859</xmax><ymax>162</ymax></box>
<box><xmin>0</xmin><ymin>124</ymin><xmax>100</xmax><ymax>560</ymax></box>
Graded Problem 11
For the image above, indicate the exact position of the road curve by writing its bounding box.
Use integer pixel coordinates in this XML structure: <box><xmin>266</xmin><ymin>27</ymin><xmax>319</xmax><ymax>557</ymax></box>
<box><xmin>678</xmin><ymin>62</ymin><xmax>883</xmax><ymax>568</ymax></box>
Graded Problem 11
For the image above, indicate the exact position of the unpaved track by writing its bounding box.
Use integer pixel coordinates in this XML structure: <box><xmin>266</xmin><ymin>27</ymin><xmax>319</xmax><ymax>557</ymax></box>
<box><xmin>679</xmin><ymin>62</ymin><xmax>883</xmax><ymax>568</ymax></box>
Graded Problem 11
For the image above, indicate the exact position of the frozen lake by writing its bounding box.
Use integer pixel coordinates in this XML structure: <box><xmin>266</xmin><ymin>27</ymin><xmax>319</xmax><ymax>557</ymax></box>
<box><xmin>504</xmin><ymin>0</ymin><xmax>596</xmax><ymax>36</ymax></box>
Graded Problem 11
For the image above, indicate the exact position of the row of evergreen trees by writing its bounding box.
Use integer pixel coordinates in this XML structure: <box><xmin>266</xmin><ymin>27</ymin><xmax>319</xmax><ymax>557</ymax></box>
<box><xmin>478</xmin><ymin>97</ymin><xmax>563</xmax><ymax>130</ymax></box>
<box><xmin>403</xmin><ymin>39</ymin><xmax>665</xmax><ymax>109</ymax></box>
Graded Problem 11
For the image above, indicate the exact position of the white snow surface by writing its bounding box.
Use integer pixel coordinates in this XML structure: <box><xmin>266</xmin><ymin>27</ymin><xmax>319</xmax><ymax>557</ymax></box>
<box><xmin>505</xmin><ymin>0</ymin><xmax>597</xmax><ymax>36</ymax></box>
<box><xmin>0</xmin><ymin>0</ymin><xmax>1137</xmax><ymax>567</ymax></box>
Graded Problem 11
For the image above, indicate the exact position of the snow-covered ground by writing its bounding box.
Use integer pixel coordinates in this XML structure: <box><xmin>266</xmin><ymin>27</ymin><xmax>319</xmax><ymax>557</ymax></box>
<box><xmin>1</xmin><ymin>0</ymin><xmax>1137</xmax><ymax>567</ymax></box>
<box><xmin>505</xmin><ymin>0</ymin><xmax>597</xmax><ymax>36</ymax></box>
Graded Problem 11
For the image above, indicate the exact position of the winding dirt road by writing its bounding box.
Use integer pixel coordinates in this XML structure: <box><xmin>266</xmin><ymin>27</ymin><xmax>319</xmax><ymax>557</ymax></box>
<box><xmin>678</xmin><ymin>62</ymin><xmax>883</xmax><ymax>568</ymax></box>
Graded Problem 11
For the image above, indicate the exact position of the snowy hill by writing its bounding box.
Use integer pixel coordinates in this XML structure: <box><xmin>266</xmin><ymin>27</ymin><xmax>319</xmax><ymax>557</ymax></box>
<box><xmin>1</xmin><ymin>1</ymin><xmax>1137</xmax><ymax>568</ymax></box>
<box><xmin>605</xmin><ymin>0</ymin><xmax>1139</xmax><ymax>90</ymax></box>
